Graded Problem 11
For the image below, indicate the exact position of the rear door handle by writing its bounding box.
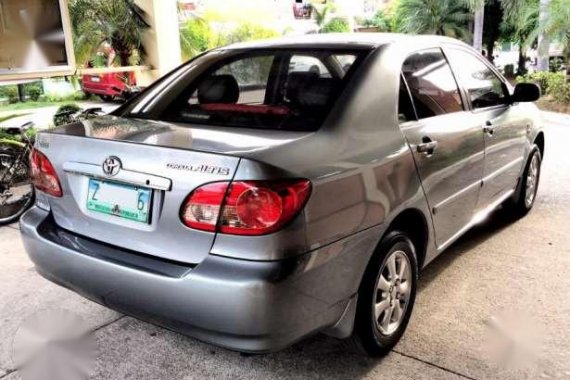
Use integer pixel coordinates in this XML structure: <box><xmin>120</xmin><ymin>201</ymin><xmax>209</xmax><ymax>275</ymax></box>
<box><xmin>483</xmin><ymin>121</ymin><xmax>495</xmax><ymax>136</ymax></box>
<box><xmin>417</xmin><ymin>139</ymin><xmax>438</xmax><ymax>155</ymax></box>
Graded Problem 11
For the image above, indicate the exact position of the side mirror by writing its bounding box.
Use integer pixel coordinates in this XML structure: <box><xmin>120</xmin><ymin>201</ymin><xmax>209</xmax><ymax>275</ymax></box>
<box><xmin>512</xmin><ymin>83</ymin><xmax>541</xmax><ymax>103</ymax></box>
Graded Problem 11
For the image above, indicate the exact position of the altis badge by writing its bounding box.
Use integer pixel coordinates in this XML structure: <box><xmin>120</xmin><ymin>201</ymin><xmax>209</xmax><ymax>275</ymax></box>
<box><xmin>166</xmin><ymin>163</ymin><xmax>230</xmax><ymax>176</ymax></box>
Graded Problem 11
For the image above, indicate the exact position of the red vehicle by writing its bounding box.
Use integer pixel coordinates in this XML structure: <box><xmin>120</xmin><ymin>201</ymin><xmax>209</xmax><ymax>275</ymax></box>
<box><xmin>81</xmin><ymin>71</ymin><xmax>137</xmax><ymax>101</ymax></box>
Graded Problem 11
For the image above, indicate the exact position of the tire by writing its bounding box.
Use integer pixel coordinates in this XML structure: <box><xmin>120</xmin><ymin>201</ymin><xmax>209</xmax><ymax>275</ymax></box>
<box><xmin>0</xmin><ymin>147</ymin><xmax>34</xmax><ymax>225</ymax></box>
<box><xmin>506</xmin><ymin>146</ymin><xmax>541</xmax><ymax>217</ymax></box>
<box><xmin>348</xmin><ymin>231</ymin><xmax>418</xmax><ymax>356</ymax></box>
<box><xmin>99</xmin><ymin>95</ymin><xmax>114</xmax><ymax>102</ymax></box>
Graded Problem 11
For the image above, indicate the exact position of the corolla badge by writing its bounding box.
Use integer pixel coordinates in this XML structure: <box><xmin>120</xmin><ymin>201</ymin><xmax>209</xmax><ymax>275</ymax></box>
<box><xmin>102</xmin><ymin>156</ymin><xmax>122</xmax><ymax>176</ymax></box>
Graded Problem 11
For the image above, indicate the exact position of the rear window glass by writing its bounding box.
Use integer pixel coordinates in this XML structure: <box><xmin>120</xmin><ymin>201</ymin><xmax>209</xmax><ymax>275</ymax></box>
<box><xmin>144</xmin><ymin>50</ymin><xmax>367</xmax><ymax>131</ymax></box>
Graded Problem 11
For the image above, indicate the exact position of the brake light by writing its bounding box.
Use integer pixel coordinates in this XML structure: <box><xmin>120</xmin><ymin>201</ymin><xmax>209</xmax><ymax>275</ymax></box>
<box><xmin>180</xmin><ymin>179</ymin><xmax>311</xmax><ymax>235</ymax></box>
<box><xmin>30</xmin><ymin>148</ymin><xmax>63</xmax><ymax>197</ymax></box>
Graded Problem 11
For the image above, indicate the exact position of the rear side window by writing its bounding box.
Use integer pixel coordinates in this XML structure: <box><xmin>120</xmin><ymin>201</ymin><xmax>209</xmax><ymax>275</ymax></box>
<box><xmin>445</xmin><ymin>48</ymin><xmax>509</xmax><ymax>109</ymax></box>
<box><xmin>402</xmin><ymin>49</ymin><xmax>463</xmax><ymax>119</ymax></box>
<box><xmin>158</xmin><ymin>50</ymin><xmax>367</xmax><ymax>131</ymax></box>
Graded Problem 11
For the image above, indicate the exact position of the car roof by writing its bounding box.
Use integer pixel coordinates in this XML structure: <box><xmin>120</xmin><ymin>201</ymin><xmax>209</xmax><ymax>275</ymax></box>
<box><xmin>220</xmin><ymin>33</ymin><xmax>467</xmax><ymax>51</ymax></box>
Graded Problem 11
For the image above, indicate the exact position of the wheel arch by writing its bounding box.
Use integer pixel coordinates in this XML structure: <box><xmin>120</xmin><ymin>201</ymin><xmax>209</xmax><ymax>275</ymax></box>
<box><xmin>534</xmin><ymin>131</ymin><xmax>545</xmax><ymax>158</ymax></box>
<box><xmin>383</xmin><ymin>208</ymin><xmax>429</xmax><ymax>270</ymax></box>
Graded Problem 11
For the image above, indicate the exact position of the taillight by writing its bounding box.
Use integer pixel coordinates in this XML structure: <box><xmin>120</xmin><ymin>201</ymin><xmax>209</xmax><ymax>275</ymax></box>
<box><xmin>30</xmin><ymin>148</ymin><xmax>63</xmax><ymax>197</ymax></box>
<box><xmin>180</xmin><ymin>179</ymin><xmax>311</xmax><ymax>236</ymax></box>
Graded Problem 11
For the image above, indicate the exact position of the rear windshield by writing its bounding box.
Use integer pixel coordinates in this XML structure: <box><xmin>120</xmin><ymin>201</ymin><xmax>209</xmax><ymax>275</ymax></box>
<box><xmin>123</xmin><ymin>49</ymin><xmax>369</xmax><ymax>131</ymax></box>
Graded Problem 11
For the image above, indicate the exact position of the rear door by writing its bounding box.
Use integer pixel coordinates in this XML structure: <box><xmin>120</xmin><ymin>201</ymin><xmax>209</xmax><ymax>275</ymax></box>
<box><xmin>398</xmin><ymin>48</ymin><xmax>485</xmax><ymax>249</ymax></box>
<box><xmin>444</xmin><ymin>47</ymin><xmax>527</xmax><ymax>208</ymax></box>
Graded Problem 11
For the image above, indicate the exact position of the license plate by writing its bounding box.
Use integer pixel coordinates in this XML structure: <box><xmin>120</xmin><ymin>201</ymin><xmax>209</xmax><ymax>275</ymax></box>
<box><xmin>86</xmin><ymin>179</ymin><xmax>151</xmax><ymax>223</ymax></box>
<box><xmin>91</xmin><ymin>76</ymin><xmax>101</xmax><ymax>82</ymax></box>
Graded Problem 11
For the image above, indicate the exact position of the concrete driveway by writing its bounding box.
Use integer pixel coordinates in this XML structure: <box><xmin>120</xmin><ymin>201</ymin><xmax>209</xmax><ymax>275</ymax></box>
<box><xmin>1</xmin><ymin>112</ymin><xmax>569</xmax><ymax>380</ymax></box>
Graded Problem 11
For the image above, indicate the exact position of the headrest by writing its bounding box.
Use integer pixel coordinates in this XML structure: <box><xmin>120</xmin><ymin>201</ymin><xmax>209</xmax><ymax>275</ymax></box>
<box><xmin>285</xmin><ymin>72</ymin><xmax>319</xmax><ymax>103</ymax></box>
<box><xmin>197</xmin><ymin>75</ymin><xmax>239</xmax><ymax>104</ymax></box>
<box><xmin>296</xmin><ymin>78</ymin><xmax>340</xmax><ymax>109</ymax></box>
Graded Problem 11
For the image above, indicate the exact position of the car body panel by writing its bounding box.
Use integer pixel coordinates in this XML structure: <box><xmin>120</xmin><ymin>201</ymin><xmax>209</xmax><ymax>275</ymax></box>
<box><xmin>81</xmin><ymin>71</ymin><xmax>136</xmax><ymax>98</ymax></box>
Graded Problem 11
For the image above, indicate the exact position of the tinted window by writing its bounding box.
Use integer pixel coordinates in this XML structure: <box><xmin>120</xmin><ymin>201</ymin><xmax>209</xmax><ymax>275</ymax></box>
<box><xmin>156</xmin><ymin>50</ymin><xmax>365</xmax><ymax>131</ymax></box>
<box><xmin>402</xmin><ymin>49</ymin><xmax>463</xmax><ymax>119</ymax></box>
<box><xmin>446</xmin><ymin>48</ymin><xmax>508</xmax><ymax>109</ymax></box>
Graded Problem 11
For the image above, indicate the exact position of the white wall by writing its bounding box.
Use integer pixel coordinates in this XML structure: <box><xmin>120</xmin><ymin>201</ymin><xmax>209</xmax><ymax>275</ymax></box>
<box><xmin>135</xmin><ymin>0</ymin><xmax>182</xmax><ymax>86</ymax></box>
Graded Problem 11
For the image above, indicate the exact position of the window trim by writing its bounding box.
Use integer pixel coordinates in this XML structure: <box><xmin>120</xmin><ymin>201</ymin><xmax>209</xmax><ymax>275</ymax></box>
<box><xmin>400</xmin><ymin>47</ymin><xmax>467</xmax><ymax>121</ymax></box>
<box><xmin>442</xmin><ymin>45</ymin><xmax>513</xmax><ymax>113</ymax></box>
<box><xmin>398</xmin><ymin>73</ymin><xmax>419</xmax><ymax>124</ymax></box>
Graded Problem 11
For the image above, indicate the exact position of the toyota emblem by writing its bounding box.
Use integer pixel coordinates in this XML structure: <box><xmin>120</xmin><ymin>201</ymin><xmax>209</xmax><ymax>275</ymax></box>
<box><xmin>102</xmin><ymin>156</ymin><xmax>121</xmax><ymax>176</ymax></box>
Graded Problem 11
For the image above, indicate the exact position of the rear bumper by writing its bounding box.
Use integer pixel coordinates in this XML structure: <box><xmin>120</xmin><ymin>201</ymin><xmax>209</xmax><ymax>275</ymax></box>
<box><xmin>81</xmin><ymin>83</ymin><xmax>122</xmax><ymax>96</ymax></box>
<box><xmin>20</xmin><ymin>207</ymin><xmax>376</xmax><ymax>352</ymax></box>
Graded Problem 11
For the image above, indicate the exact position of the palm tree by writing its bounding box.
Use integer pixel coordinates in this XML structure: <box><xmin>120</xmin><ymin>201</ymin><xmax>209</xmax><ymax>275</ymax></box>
<box><xmin>537</xmin><ymin>0</ymin><xmax>570</xmax><ymax>79</ymax></box>
<box><xmin>394</xmin><ymin>0</ymin><xmax>472</xmax><ymax>38</ymax></box>
<box><xmin>68</xmin><ymin>0</ymin><xmax>149</xmax><ymax>66</ymax></box>
<box><xmin>501</xmin><ymin>0</ymin><xmax>538</xmax><ymax>75</ymax></box>
<box><xmin>180</xmin><ymin>16</ymin><xmax>212</xmax><ymax>61</ymax></box>
<box><xmin>310</xmin><ymin>2</ymin><xmax>335</xmax><ymax>31</ymax></box>
<box><xmin>461</xmin><ymin>0</ymin><xmax>485</xmax><ymax>51</ymax></box>
<box><xmin>536</xmin><ymin>0</ymin><xmax>551</xmax><ymax>71</ymax></box>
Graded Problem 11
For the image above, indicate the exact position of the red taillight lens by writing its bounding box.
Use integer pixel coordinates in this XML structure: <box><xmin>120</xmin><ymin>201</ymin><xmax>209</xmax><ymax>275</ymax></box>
<box><xmin>180</xmin><ymin>179</ymin><xmax>311</xmax><ymax>236</ymax></box>
<box><xmin>30</xmin><ymin>148</ymin><xmax>63</xmax><ymax>197</ymax></box>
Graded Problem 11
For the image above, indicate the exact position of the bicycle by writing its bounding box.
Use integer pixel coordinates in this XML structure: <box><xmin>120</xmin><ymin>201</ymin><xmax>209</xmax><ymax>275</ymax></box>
<box><xmin>0</xmin><ymin>122</ymin><xmax>35</xmax><ymax>225</ymax></box>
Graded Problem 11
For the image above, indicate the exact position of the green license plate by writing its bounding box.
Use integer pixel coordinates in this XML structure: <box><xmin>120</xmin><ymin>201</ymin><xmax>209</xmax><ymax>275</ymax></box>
<box><xmin>86</xmin><ymin>179</ymin><xmax>152</xmax><ymax>223</ymax></box>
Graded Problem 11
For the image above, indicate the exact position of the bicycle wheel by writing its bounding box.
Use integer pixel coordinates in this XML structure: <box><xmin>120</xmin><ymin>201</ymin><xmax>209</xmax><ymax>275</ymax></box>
<box><xmin>0</xmin><ymin>146</ymin><xmax>35</xmax><ymax>225</ymax></box>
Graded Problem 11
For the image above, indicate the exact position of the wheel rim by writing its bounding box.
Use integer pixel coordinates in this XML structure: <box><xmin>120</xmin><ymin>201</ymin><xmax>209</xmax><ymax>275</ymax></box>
<box><xmin>525</xmin><ymin>153</ymin><xmax>539</xmax><ymax>208</ymax></box>
<box><xmin>374</xmin><ymin>250</ymin><xmax>412</xmax><ymax>336</ymax></box>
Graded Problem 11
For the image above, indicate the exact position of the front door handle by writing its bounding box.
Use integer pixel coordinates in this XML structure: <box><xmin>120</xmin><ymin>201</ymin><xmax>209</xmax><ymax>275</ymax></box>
<box><xmin>417</xmin><ymin>139</ymin><xmax>438</xmax><ymax>155</ymax></box>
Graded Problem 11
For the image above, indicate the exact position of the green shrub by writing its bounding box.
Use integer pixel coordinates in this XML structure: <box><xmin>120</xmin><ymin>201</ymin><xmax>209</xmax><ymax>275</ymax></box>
<box><xmin>217</xmin><ymin>23</ymin><xmax>279</xmax><ymax>46</ymax></box>
<box><xmin>550</xmin><ymin>57</ymin><xmax>564</xmax><ymax>73</ymax></box>
<box><xmin>516</xmin><ymin>71</ymin><xmax>570</xmax><ymax>103</ymax></box>
<box><xmin>0</xmin><ymin>86</ymin><xmax>19</xmax><ymax>104</ymax></box>
<box><xmin>24</xmin><ymin>81</ymin><xmax>43</xmax><ymax>101</ymax></box>
<box><xmin>180</xmin><ymin>18</ymin><xmax>213</xmax><ymax>61</ymax></box>
<box><xmin>321</xmin><ymin>17</ymin><xmax>351</xmax><ymax>33</ymax></box>
<box><xmin>27</xmin><ymin>87</ymin><xmax>42</xmax><ymax>101</ymax></box>
<box><xmin>363</xmin><ymin>10</ymin><xmax>392</xmax><ymax>31</ymax></box>
<box><xmin>53</xmin><ymin>103</ymin><xmax>82</xmax><ymax>126</ymax></box>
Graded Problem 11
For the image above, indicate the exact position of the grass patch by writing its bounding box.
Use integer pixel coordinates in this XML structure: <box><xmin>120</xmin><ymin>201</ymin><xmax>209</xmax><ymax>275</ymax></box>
<box><xmin>536</xmin><ymin>96</ymin><xmax>570</xmax><ymax>114</ymax></box>
<box><xmin>0</xmin><ymin>113</ymin><xmax>30</xmax><ymax>123</ymax></box>
<box><xmin>0</xmin><ymin>101</ymin><xmax>71</xmax><ymax>112</ymax></box>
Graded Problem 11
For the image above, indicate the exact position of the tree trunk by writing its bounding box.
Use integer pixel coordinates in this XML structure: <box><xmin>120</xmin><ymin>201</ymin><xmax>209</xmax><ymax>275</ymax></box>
<box><xmin>473</xmin><ymin>8</ymin><xmax>484</xmax><ymax>53</ymax></box>
<box><xmin>17</xmin><ymin>84</ymin><xmax>25</xmax><ymax>102</ymax></box>
<box><xmin>486</xmin><ymin>40</ymin><xmax>495</xmax><ymax>64</ymax></box>
<box><xmin>537</xmin><ymin>0</ymin><xmax>550</xmax><ymax>72</ymax></box>
<box><xmin>566</xmin><ymin>49</ymin><xmax>570</xmax><ymax>83</ymax></box>
<box><xmin>517</xmin><ymin>46</ymin><xmax>527</xmax><ymax>76</ymax></box>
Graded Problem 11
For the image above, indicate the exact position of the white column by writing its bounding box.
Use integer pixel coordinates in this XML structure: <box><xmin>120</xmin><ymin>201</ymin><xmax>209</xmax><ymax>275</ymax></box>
<box><xmin>135</xmin><ymin>0</ymin><xmax>182</xmax><ymax>86</ymax></box>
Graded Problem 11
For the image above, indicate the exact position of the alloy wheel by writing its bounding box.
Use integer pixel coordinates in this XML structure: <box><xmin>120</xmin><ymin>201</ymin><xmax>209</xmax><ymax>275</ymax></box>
<box><xmin>525</xmin><ymin>153</ymin><xmax>539</xmax><ymax>208</ymax></box>
<box><xmin>374</xmin><ymin>250</ymin><xmax>412</xmax><ymax>336</ymax></box>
